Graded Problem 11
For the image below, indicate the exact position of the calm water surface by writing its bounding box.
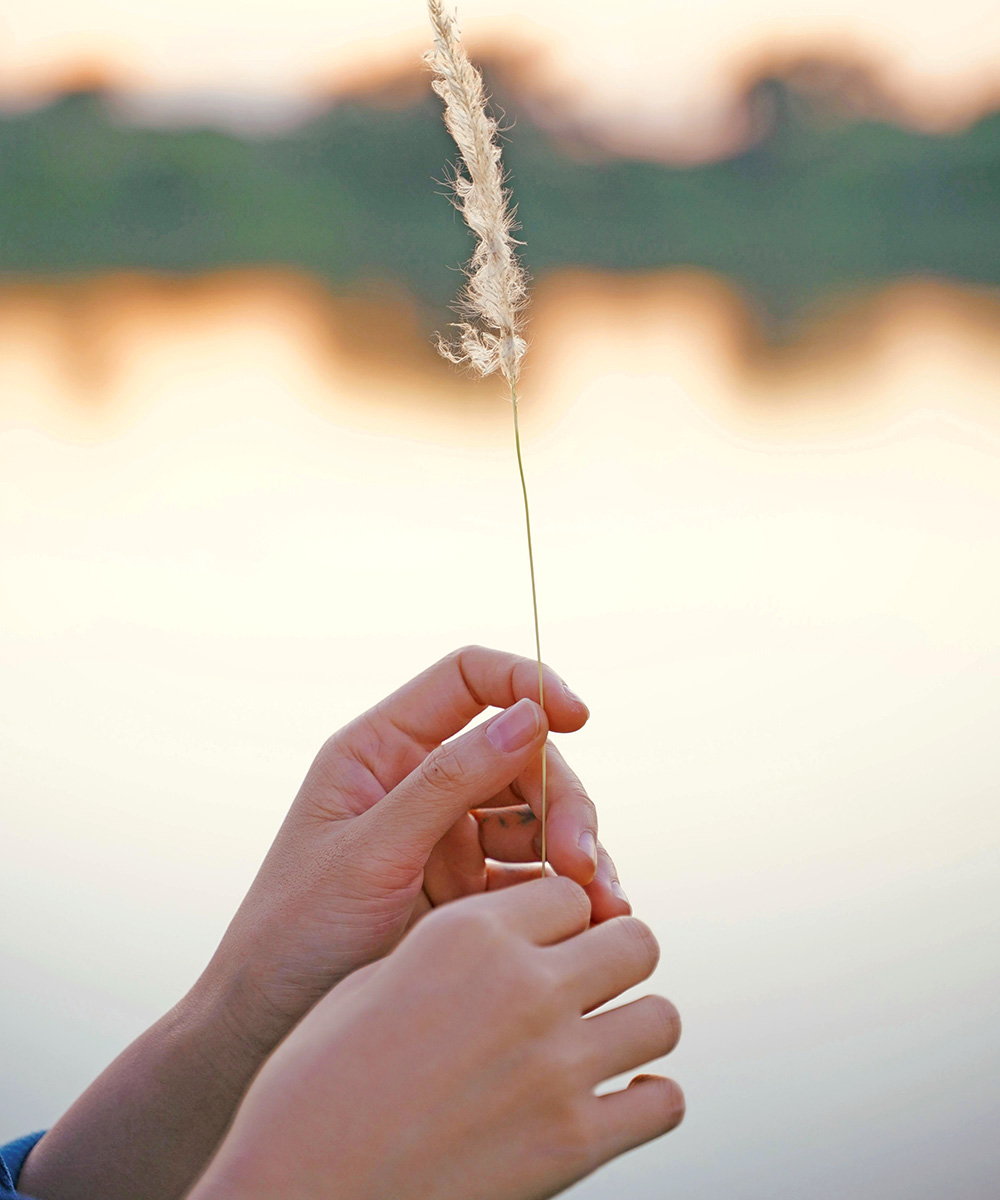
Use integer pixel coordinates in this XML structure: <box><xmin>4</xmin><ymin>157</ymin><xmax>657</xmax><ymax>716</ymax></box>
<box><xmin>2</xmin><ymin>270</ymin><xmax>999</xmax><ymax>1199</ymax></box>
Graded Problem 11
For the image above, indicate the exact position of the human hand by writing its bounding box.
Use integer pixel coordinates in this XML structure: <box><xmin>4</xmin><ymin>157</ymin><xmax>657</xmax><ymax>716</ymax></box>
<box><xmin>189</xmin><ymin>878</ymin><xmax>684</xmax><ymax>1200</ymax></box>
<box><xmin>203</xmin><ymin>645</ymin><xmax>630</xmax><ymax>1053</ymax></box>
<box><xmin>15</xmin><ymin>650</ymin><xmax>633</xmax><ymax>1200</ymax></box>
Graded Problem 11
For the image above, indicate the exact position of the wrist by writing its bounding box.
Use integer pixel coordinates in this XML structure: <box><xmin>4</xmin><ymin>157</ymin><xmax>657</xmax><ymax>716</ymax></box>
<box><xmin>182</xmin><ymin>958</ymin><xmax>287</xmax><ymax>1092</ymax></box>
<box><xmin>196</xmin><ymin>913</ymin><xmax>366</xmax><ymax>1061</ymax></box>
<box><xmin>16</xmin><ymin>980</ymin><xmax>273</xmax><ymax>1200</ymax></box>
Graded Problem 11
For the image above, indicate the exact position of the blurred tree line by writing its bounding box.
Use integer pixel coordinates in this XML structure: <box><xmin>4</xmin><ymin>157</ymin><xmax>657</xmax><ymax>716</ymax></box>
<box><xmin>0</xmin><ymin>75</ymin><xmax>997</xmax><ymax>330</ymax></box>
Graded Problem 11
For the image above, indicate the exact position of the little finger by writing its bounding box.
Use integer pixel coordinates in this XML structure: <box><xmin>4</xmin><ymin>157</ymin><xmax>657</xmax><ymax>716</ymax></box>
<box><xmin>592</xmin><ymin>1075</ymin><xmax>685</xmax><ymax>1161</ymax></box>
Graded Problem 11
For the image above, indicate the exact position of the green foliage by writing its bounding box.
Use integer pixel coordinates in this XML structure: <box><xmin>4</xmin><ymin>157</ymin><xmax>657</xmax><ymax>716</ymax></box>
<box><xmin>1</xmin><ymin>78</ymin><xmax>998</xmax><ymax>329</ymax></box>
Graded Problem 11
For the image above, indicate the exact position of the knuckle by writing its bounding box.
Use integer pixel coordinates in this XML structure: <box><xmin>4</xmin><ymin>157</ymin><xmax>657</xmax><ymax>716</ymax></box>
<box><xmin>419</xmin><ymin>899</ymin><xmax>473</xmax><ymax>944</ymax></box>
<box><xmin>442</xmin><ymin>646</ymin><xmax>491</xmax><ymax>707</ymax></box>
<box><xmin>419</xmin><ymin>741</ymin><xmax>467</xmax><ymax>793</ymax></box>
<box><xmin>568</xmin><ymin>777</ymin><xmax>597</xmax><ymax>819</ymax></box>
<box><xmin>447</xmin><ymin>643</ymin><xmax>486</xmax><ymax>667</ymax></box>
<box><xmin>580</xmin><ymin>792</ymin><xmax>599</xmax><ymax>827</ymax></box>
<box><xmin>548</xmin><ymin>876</ymin><xmax>592</xmax><ymax>928</ymax></box>
<box><xmin>296</xmin><ymin>732</ymin><xmax>348</xmax><ymax>800</ymax></box>
<box><xmin>516</xmin><ymin>957</ymin><xmax>564</xmax><ymax>1025</ymax></box>
<box><xmin>561</xmin><ymin>778</ymin><xmax>598</xmax><ymax>828</ymax></box>
<box><xmin>448</xmin><ymin>643</ymin><xmax>487</xmax><ymax>681</ymax></box>
<box><xmin>437</xmin><ymin>898</ymin><xmax>501</xmax><ymax>943</ymax></box>
<box><xmin>418</xmin><ymin>904</ymin><xmax>513</xmax><ymax>976</ymax></box>
<box><xmin>315</xmin><ymin>731</ymin><xmax>341</xmax><ymax>763</ymax></box>
<box><xmin>545</xmin><ymin>1037</ymin><xmax>591</xmax><ymax>1090</ymax></box>
<box><xmin>553</xmin><ymin>1101</ymin><xmax>599</xmax><ymax>1172</ymax></box>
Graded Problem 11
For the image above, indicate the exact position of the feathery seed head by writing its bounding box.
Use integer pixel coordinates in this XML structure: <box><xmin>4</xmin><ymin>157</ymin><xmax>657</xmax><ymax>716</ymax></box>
<box><xmin>425</xmin><ymin>0</ymin><xmax>528</xmax><ymax>385</ymax></box>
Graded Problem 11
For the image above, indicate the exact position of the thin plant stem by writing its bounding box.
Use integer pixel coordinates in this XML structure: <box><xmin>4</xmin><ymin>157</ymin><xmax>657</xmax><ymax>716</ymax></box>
<box><xmin>510</xmin><ymin>381</ymin><xmax>547</xmax><ymax>875</ymax></box>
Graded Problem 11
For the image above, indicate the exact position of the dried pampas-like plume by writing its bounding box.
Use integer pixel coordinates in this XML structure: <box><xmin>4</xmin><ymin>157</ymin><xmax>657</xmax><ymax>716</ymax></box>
<box><xmin>425</xmin><ymin>0</ymin><xmax>549</xmax><ymax>871</ymax></box>
<box><xmin>425</xmin><ymin>0</ymin><xmax>528</xmax><ymax>385</ymax></box>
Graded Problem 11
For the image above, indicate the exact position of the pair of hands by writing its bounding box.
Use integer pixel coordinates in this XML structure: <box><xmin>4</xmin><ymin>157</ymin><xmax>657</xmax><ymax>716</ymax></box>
<box><xmin>204</xmin><ymin>644</ymin><xmax>631</xmax><ymax>1050</ymax></box>
<box><xmin>20</xmin><ymin>646</ymin><xmax>682</xmax><ymax>1200</ymax></box>
<box><xmin>187</xmin><ymin>645</ymin><xmax>682</xmax><ymax>1200</ymax></box>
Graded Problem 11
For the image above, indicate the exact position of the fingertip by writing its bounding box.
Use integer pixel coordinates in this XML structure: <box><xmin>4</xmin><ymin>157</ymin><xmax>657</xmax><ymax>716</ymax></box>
<box><xmin>543</xmin><ymin>672</ymin><xmax>590</xmax><ymax>732</ymax></box>
<box><xmin>550</xmin><ymin>851</ymin><xmax>597</xmax><ymax>889</ymax></box>
<box><xmin>594</xmin><ymin>842</ymin><xmax>631</xmax><ymax>915</ymax></box>
<box><xmin>550</xmin><ymin>700</ymin><xmax>589</xmax><ymax>734</ymax></box>
<box><xmin>629</xmin><ymin>1075</ymin><xmax>686</xmax><ymax>1131</ymax></box>
<box><xmin>544</xmin><ymin>823</ymin><xmax>598</xmax><ymax>887</ymax></box>
<box><xmin>577</xmin><ymin>828</ymin><xmax>599</xmax><ymax>882</ymax></box>
<box><xmin>610</xmin><ymin>879</ymin><xmax>632</xmax><ymax>913</ymax></box>
<box><xmin>586</xmin><ymin>876</ymin><xmax>632</xmax><ymax>922</ymax></box>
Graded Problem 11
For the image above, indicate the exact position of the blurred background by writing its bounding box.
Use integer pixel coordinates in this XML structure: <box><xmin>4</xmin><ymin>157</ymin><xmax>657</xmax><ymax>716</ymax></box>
<box><xmin>2</xmin><ymin>2</ymin><xmax>999</xmax><ymax>1197</ymax></box>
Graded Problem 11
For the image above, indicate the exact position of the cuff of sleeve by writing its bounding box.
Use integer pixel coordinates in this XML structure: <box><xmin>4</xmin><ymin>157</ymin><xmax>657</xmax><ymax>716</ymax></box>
<box><xmin>0</xmin><ymin>1132</ymin><xmax>46</xmax><ymax>1194</ymax></box>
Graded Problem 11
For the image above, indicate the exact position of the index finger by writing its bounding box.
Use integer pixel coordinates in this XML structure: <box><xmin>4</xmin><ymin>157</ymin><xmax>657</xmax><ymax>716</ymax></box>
<box><xmin>364</xmin><ymin>645</ymin><xmax>589</xmax><ymax>752</ymax></box>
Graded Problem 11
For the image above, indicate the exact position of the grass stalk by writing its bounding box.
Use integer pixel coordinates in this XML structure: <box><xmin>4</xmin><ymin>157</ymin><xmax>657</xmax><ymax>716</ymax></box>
<box><xmin>510</xmin><ymin>381</ymin><xmax>547</xmax><ymax>873</ymax></box>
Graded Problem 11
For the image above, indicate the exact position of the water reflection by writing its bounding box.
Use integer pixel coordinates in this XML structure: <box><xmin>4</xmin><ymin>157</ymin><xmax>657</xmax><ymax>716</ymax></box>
<box><xmin>2</xmin><ymin>270</ymin><xmax>999</xmax><ymax>1199</ymax></box>
<box><xmin>5</xmin><ymin>267</ymin><xmax>1000</xmax><ymax>434</ymax></box>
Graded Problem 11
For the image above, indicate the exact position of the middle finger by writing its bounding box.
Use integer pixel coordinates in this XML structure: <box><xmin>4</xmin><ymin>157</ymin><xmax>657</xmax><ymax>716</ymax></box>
<box><xmin>551</xmin><ymin>915</ymin><xmax>661</xmax><ymax>1013</ymax></box>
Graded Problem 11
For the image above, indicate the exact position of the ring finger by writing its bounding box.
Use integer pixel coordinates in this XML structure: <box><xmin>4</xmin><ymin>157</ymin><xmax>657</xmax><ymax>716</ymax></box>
<box><xmin>475</xmin><ymin>805</ymin><xmax>540</xmax><ymax>861</ymax></box>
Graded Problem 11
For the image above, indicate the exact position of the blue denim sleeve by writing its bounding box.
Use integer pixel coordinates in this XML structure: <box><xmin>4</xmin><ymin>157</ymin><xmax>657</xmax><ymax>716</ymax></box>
<box><xmin>0</xmin><ymin>1133</ymin><xmax>46</xmax><ymax>1200</ymax></box>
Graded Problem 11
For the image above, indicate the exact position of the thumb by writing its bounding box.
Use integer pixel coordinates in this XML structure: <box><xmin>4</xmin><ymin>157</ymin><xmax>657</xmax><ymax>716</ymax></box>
<box><xmin>362</xmin><ymin>697</ymin><xmax>548</xmax><ymax>866</ymax></box>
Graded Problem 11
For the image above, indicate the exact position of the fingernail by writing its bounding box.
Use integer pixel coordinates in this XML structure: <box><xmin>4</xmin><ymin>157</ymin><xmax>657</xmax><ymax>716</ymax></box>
<box><xmin>486</xmin><ymin>698</ymin><xmax>540</xmax><ymax>753</ymax></box>
<box><xmin>578</xmin><ymin>830</ymin><xmax>597</xmax><ymax>866</ymax></box>
<box><xmin>611</xmin><ymin>880</ymin><xmax>630</xmax><ymax>907</ymax></box>
<box><xmin>560</xmin><ymin>680</ymin><xmax>588</xmax><ymax>712</ymax></box>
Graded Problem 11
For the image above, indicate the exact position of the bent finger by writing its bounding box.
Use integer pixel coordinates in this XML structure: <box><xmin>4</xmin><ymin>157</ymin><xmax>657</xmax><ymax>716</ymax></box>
<box><xmin>360</xmin><ymin>645</ymin><xmax>588</xmax><ymax>756</ymax></box>
<box><xmin>585</xmin><ymin>841</ymin><xmax>632</xmax><ymax>922</ymax></box>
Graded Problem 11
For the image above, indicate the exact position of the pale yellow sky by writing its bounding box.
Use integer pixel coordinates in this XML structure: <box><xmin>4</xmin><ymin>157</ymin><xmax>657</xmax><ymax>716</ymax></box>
<box><xmin>1</xmin><ymin>0</ymin><xmax>999</xmax><ymax>145</ymax></box>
